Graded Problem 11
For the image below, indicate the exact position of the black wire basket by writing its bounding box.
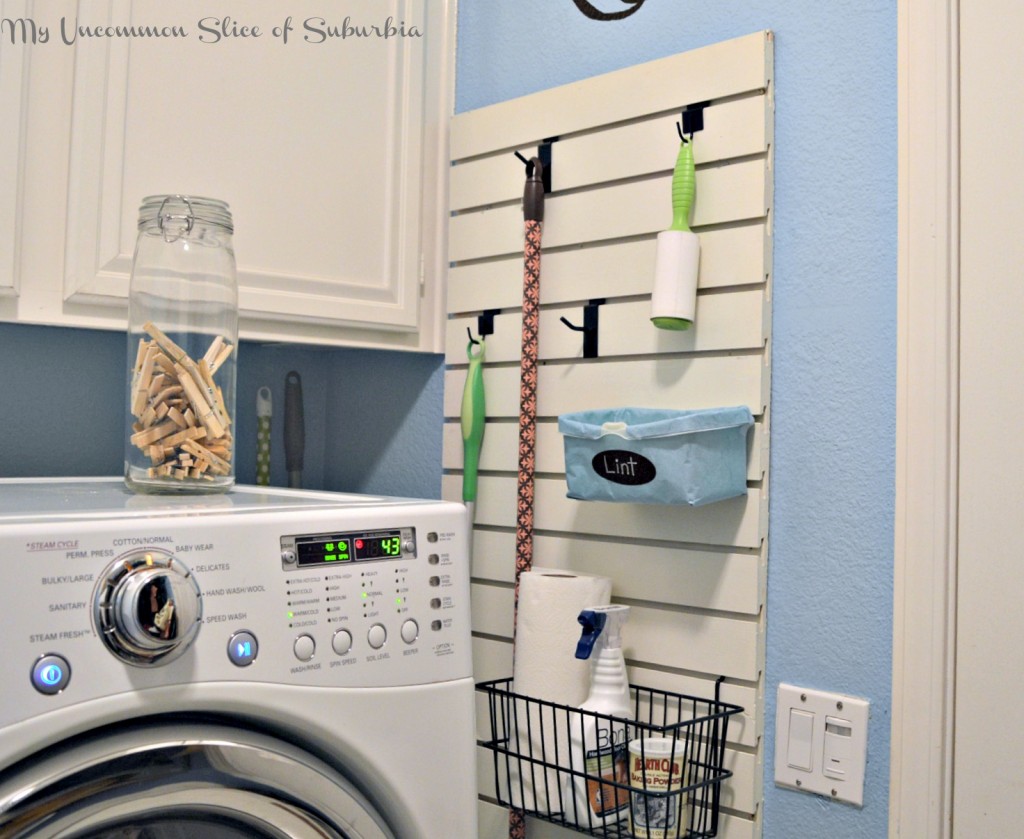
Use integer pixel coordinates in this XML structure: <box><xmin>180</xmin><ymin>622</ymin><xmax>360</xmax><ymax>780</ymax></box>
<box><xmin>477</xmin><ymin>678</ymin><xmax>743</xmax><ymax>838</ymax></box>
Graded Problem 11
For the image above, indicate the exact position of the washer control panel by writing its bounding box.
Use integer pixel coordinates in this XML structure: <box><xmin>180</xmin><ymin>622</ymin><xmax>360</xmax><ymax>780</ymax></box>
<box><xmin>276</xmin><ymin>526</ymin><xmax>458</xmax><ymax>672</ymax></box>
<box><xmin>0</xmin><ymin>483</ymin><xmax>472</xmax><ymax>725</ymax></box>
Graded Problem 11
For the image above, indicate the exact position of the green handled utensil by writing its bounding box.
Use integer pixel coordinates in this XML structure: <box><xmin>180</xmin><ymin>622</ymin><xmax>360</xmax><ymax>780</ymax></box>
<box><xmin>461</xmin><ymin>334</ymin><xmax>486</xmax><ymax>523</ymax></box>
<box><xmin>651</xmin><ymin>130</ymin><xmax>700</xmax><ymax>330</ymax></box>
<box><xmin>669</xmin><ymin>135</ymin><xmax>696</xmax><ymax>234</ymax></box>
<box><xmin>256</xmin><ymin>386</ymin><xmax>272</xmax><ymax>486</ymax></box>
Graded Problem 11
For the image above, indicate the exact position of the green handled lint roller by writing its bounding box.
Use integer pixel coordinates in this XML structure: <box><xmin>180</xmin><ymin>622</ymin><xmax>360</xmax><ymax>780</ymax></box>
<box><xmin>651</xmin><ymin>132</ymin><xmax>699</xmax><ymax>330</ymax></box>
<box><xmin>461</xmin><ymin>335</ymin><xmax>486</xmax><ymax>523</ymax></box>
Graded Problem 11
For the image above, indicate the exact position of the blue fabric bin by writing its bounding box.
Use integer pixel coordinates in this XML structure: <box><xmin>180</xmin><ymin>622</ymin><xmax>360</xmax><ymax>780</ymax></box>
<box><xmin>557</xmin><ymin>406</ymin><xmax>753</xmax><ymax>506</ymax></box>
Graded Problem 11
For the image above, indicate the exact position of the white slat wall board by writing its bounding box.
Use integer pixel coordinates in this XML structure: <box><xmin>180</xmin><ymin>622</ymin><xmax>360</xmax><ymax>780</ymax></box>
<box><xmin>445</xmin><ymin>31</ymin><xmax>773</xmax><ymax>839</ymax></box>
<box><xmin>443</xmin><ymin>357</ymin><xmax>768</xmax><ymax>418</ymax></box>
<box><xmin>449</xmin><ymin>227</ymin><xmax>769</xmax><ymax>313</ymax></box>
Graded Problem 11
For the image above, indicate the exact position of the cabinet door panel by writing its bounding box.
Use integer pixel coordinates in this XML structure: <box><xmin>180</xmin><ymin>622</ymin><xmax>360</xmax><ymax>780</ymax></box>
<box><xmin>63</xmin><ymin>0</ymin><xmax>435</xmax><ymax>336</ymax></box>
<box><xmin>0</xmin><ymin>0</ymin><xmax>31</xmax><ymax>298</ymax></box>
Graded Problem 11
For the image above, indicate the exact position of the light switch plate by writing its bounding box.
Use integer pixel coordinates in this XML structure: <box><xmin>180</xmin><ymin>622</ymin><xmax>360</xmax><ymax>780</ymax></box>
<box><xmin>774</xmin><ymin>683</ymin><xmax>869</xmax><ymax>806</ymax></box>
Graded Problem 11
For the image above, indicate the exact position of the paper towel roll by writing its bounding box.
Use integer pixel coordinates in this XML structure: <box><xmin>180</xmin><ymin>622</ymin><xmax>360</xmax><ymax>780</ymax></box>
<box><xmin>508</xmin><ymin>567</ymin><xmax>612</xmax><ymax>814</ymax></box>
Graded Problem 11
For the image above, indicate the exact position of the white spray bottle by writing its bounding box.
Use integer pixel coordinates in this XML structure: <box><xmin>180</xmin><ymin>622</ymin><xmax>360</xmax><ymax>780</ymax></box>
<box><xmin>562</xmin><ymin>604</ymin><xmax>632</xmax><ymax>829</ymax></box>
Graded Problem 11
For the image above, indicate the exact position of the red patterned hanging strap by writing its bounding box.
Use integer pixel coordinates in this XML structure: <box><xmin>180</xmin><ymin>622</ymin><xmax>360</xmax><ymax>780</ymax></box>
<box><xmin>510</xmin><ymin>158</ymin><xmax>545</xmax><ymax>839</ymax></box>
<box><xmin>514</xmin><ymin>158</ymin><xmax>545</xmax><ymax>611</ymax></box>
<box><xmin>515</xmin><ymin>217</ymin><xmax>543</xmax><ymax>594</ymax></box>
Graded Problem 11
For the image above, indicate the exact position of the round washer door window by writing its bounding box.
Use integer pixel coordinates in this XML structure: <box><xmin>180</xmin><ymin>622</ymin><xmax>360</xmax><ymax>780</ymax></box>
<box><xmin>0</xmin><ymin>722</ymin><xmax>395</xmax><ymax>839</ymax></box>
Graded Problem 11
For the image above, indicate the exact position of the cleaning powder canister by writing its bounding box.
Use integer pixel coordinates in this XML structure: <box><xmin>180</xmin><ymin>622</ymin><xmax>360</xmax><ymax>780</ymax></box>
<box><xmin>628</xmin><ymin>737</ymin><xmax>688</xmax><ymax>839</ymax></box>
<box><xmin>562</xmin><ymin>605</ymin><xmax>632</xmax><ymax>829</ymax></box>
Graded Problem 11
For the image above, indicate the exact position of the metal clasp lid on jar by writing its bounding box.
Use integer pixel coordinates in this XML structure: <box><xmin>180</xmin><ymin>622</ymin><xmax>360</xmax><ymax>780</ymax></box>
<box><xmin>138</xmin><ymin>194</ymin><xmax>234</xmax><ymax>236</ymax></box>
<box><xmin>158</xmin><ymin>194</ymin><xmax>196</xmax><ymax>235</ymax></box>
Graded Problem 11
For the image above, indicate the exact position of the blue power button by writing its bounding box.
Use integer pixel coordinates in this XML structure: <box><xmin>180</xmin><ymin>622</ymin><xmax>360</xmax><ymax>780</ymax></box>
<box><xmin>31</xmin><ymin>655</ymin><xmax>71</xmax><ymax>695</ymax></box>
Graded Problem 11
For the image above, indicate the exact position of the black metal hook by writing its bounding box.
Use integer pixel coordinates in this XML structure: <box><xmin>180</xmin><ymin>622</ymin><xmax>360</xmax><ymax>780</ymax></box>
<box><xmin>559</xmin><ymin>299</ymin><xmax>605</xmax><ymax>359</ymax></box>
<box><xmin>514</xmin><ymin>138</ymin><xmax>557</xmax><ymax>194</ymax></box>
<box><xmin>682</xmin><ymin>101</ymin><xmax>710</xmax><ymax>137</ymax></box>
<box><xmin>466</xmin><ymin>327</ymin><xmax>480</xmax><ymax>346</ymax></box>
<box><xmin>514</xmin><ymin>150</ymin><xmax>534</xmax><ymax>177</ymax></box>
<box><xmin>476</xmin><ymin>309</ymin><xmax>499</xmax><ymax>340</ymax></box>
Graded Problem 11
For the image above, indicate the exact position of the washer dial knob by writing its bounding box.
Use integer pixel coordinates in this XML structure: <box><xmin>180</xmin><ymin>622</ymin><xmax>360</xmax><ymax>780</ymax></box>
<box><xmin>95</xmin><ymin>550</ymin><xmax>202</xmax><ymax>666</ymax></box>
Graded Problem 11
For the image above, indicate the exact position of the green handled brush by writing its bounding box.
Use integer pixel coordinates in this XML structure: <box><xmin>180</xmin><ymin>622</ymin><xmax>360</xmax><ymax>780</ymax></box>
<box><xmin>461</xmin><ymin>335</ymin><xmax>486</xmax><ymax>523</ymax></box>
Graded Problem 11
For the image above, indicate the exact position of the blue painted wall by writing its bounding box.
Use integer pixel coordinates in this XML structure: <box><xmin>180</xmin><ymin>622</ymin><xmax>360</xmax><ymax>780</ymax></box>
<box><xmin>456</xmin><ymin>2</ymin><xmax>896</xmax><ymax>837</ymax></box>
<box><xmin>0</xmin><ymin>322</ymin><xmax>444</xmax><ymax>500</ymax></box>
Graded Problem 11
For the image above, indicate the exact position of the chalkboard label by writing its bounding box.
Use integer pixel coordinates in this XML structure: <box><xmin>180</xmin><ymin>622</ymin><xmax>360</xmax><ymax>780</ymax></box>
<box><xmin>591</xmin><ymin>450</ymin><xmax>656</xmax><ymax>486</ymax></box>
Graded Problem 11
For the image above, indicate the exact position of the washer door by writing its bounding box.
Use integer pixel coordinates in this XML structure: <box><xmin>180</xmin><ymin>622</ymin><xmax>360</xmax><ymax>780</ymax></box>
<box><xmin>0</xmin><ymin>722</ymin><xmax>395</xmax><ymax>838</ymax></box>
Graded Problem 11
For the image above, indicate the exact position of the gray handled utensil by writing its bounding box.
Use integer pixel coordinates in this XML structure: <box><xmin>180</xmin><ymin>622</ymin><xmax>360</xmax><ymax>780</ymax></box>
<box><xmin>284</xmin><ymin>371</ymin><xmax>304</xmax><ymax>488</ymax></box>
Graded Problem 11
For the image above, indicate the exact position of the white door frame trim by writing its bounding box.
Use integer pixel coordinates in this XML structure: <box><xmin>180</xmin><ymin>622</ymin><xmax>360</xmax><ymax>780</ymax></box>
<box><xmin>890</xmin><ymin>1</ymin><xmax>959</xmax><ymax>836</ymax></box>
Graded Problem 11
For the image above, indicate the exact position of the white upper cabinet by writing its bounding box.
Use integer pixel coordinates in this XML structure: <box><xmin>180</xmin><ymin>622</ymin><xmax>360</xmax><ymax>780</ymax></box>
<box><xmin>1</xmin><ymin>0</ymin><xmax>454</xmax><ymax>350</ymax></box>
<box><xmin>0</xmin><ymin>0</ymin><xmax>31</xmax><ymax>300</ymax></box>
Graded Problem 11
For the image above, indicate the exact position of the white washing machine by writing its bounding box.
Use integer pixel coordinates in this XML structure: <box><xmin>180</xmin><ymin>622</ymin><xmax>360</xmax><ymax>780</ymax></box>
<box><xmin>0</xmin><ymin>478</ymin><xmax>478</xmax><ymax>838</ymax></box>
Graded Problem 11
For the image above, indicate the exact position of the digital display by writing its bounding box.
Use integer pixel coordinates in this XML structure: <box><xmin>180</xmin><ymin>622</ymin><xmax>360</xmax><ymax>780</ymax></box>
<box><xmin>291</xmin><ymin>529</ymin><xmax>408</xmax><ymax>568</ymax></box>
<box><xmin>355</xmin><ymin>533</ymin><xmax>402</xmax><ymax>560</ymax></box>
<box><xmin>297</xmin><ymin>537</ymin><xmax>352</xmax><ymax>567</ymax></box>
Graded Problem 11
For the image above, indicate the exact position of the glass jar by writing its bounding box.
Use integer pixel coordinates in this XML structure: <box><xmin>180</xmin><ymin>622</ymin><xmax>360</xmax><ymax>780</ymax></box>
<box><xmin>125</xmin><ymin>195</ymin><xmax>238</xmax><ymax>494</ymax></box>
